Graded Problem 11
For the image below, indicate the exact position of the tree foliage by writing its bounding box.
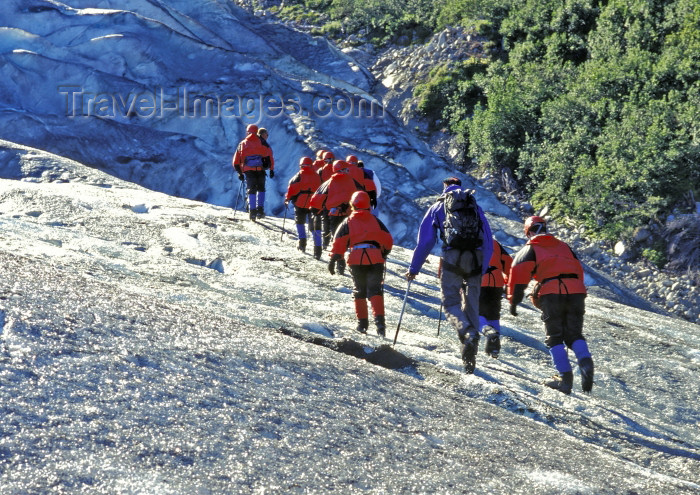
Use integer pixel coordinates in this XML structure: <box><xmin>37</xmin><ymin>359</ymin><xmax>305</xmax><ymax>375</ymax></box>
<box><xmin>464</xmin><ymin>0</ymin><xmax>700</xmax><ymax>248</ymax></box>
<box><xmin>279</xmin><ymin>0</ymin><xmax>699</xmax><ymax>266</ymax></box>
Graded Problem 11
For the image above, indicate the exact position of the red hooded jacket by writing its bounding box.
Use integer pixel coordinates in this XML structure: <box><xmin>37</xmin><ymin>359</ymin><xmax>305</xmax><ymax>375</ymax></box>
<box><xmin>232</xmin><ymin>133</ymin><xmax>274</xmax><ymax>173</ymax></box>
<box><xmin>330</xmin><ymin>210</ymin><xmax>393</xmax><ymax>266</ymax></box>
<box><xmin>309</xmin><ymin>173</ymin><xmax>364</xmax><ymax>217</ymax></box>
<box><xmin>482</xmin><ymin>239</ymin><xmax>512</xmax><ymax>288</ymax></box>
<box><xmin>286</xmin><ymin>167</ymin><xmax>322</xmax><ymax>209</ymax></box>
<box><xmin>507</xmin><ymin>234</ymin><xmax>586</xmax><ymax>302</ymax></box>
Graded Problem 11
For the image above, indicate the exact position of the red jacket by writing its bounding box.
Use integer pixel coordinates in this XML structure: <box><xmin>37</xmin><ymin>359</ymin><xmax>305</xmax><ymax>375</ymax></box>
<box><xmin>318</xmin><ymin>162</ymin><xmax>334</xmax><ymax>183</ymax></box>
<box><xmin>286</xmin><ymin>167</ymin><xmax>322</xmax><ymax>209</ymax></box>
<box><xmin>232</xmin><ymin>133</ymin><xmax>274</xmax><ymax>173</ymax></box>
<box><xmin>312</xmin><ymin>159</ymin><xmax>326</xmax><ymax>173</ymax></box>
<box><xmin>330</xmin><ymin>210</ymin><xmax>393</xmax><ymax>266</ymax></box>
<box><xmin>482</xmin><ymin>239</ymin><xmax>512</xmax><ymax>288</ymax></box>
<box><xmin>309</xmin><ymin>173</ymin><xmax>364</xmax><ymax>217</ymax></box>
<box><xmin>507</xmin><ymin>234</ymin><xmax>586</xmax><ymax>302</ymax></box>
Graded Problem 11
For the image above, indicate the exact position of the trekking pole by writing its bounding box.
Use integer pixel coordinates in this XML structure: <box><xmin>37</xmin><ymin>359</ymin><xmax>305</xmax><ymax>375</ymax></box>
<box><xmin>232</xmin><ymin>180</ymin><xmax>244</xmax><ymax>219</ymax></box>
<box><xmin>393</xmin><ymin>279</ymin><xmax>412</xmax><ymax>347</ymax></box>
<box><xmin>280</xmin><ymin>203</ymin><xmax>289</xmax><ymax>241</ymax></box>
<box><xmin>436</xmin><ymin>302</ymin><xmax>443</xmax><ymax>336</ymax></box>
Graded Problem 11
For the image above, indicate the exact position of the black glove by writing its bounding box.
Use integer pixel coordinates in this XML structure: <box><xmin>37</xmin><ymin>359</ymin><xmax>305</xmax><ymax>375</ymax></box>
<box><xmin>238</xmin><ymin>173</ymin><xmax>244</xmax><ymax>181</ymax></box>
<box><xmin>269</xmin><ymin>170</ymin><xmax>275</xmax><ymax>178</ymax></box>
<box><xmin>510</xmin><ymin>303</ymin><xmax>518</xmax><ymax>316</ymax></box>
<box><xmin>328</xmin><ymin>258</ymin><xmax>336</xmax><ymax>275</ymax></box>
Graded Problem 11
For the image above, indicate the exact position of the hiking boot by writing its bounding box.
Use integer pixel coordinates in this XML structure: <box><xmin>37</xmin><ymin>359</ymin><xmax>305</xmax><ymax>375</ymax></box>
<box><xmin>374</xmin><ymin>315</ymin><xmax>386</xmax><ymax>338</ymax></box>
<box><xmin>256</xmin><ymin>207</ymin><xmax>265</xmax><ymax>219</ymax></box>
<box><xmin>483</xmin><ymin>326</ymin><xmax>500</xmax><ymax>358</ymax></box>
<box><xmin>544</xmin><ymin>371</ymin><xmax>574</xmax><ymax>395</ymax></box>
<box><xmin>579</xmin><ymin>357</ymin><xmax>594</xmax><ymax>393</ymax></box>
<box><xmin>313</xmin><ymin>245</ymin><xmax>323</xmax><ymax>260</ymax></box>
<box><xmin>297</xmin><ymin>238</ymin><xmax>307</xmax><ymax>253</ymax></box>
<box><xmin>356</xmin><ymin>318</ymin><xmax>368</xmax><ymax>334</ymax></box>
<box><xmin>460</xmin><ymin>334</ymin><xmax>479</xmax><ymax>374</ymax></box>
<box><xmin>249</xmin><ymin>209</ymin><xmax>257</xmax><ymax>221</ymax></box>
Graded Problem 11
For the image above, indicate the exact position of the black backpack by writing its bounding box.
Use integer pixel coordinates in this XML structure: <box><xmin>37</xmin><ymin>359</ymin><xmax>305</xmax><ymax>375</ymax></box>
<box><xmin>442</xmin><ymin>189</ymin><xmax>484</xmax><ymax>251</ymax></box>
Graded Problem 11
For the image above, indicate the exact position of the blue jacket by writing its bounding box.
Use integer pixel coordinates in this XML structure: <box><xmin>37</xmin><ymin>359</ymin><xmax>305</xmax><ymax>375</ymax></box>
<box><xmin>409</xmin><ymin>185</ymin><xmax>493</xmax><ymax>276</ymax></box>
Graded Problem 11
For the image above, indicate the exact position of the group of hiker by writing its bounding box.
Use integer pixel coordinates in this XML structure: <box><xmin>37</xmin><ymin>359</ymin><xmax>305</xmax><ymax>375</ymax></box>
<box><xmin>232</xmin><ymin>126</ymin><xmax>594</xmax><ymax>395</ymax></box>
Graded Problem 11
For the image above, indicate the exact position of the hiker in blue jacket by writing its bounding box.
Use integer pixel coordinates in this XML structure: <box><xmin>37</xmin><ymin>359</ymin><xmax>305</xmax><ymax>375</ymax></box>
<box><xmin>406</xmin><ymin>177</ymin><xmax>493</xmax><ymax>373</ymax></box>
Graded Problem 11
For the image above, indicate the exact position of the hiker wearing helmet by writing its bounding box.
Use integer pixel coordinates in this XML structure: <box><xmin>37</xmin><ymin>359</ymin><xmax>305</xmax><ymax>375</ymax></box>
<box><xmin>232</xmin><ymin>124</ymin><xmax>275</xmax><ymax>221</ymax></box>
<box><xmin>309</xmin><ymin>160</ymin><xmax>365</xmax><ymax>262</ymax></box>
<box><xmin>285</xmin><ymin>156</ymin><xmax>323</xmax><ymax>257</ymax></box>
<box><xmin>508</xmin><ymin>216</ymin><xmax>594</xmax><ymax>394</ymax></box>
<box><xmin>318</xmin><ymin>151</ymin><xmax>335</xmax><ymax>182</ymax></box>
<box><xmin>357</xmin><ymin>160</ymin><xmax>381</xmax><ymax>211</ymax></box>
<box><xmin>312</xmin><ymin>150</ymin><xmax>328</xmax><ymax>173</ymax></box>
<box><xmin>345</xmin><ymin>155</ymin><xmax>377</xmax><ymax>208</ymax></box>
<box><xmin>329</xmin><ymin>191</ymin><xmax>393</xmax><ymax>337</ymax></box>
<box><xmin>406</xmin><ymin>177</ymin><xmax>493</xmax><ymax>374</ymax></box>
<box><xmin>479</xmin><ymin>239</ymin><xmax>513</xmax><ymax>358</ymax></box>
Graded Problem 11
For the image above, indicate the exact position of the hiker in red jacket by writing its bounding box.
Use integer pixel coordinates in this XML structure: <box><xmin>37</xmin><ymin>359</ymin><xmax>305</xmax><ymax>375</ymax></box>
<box><xmin>318</xmin><ymin>151</ymin><xmax>336</xmax><ymax>183</ymax></box>
<box><xmin>329</xmin><ymin>191</ymin><xmax>393</xmax><ymax>336</ymax></box>
<box><xmin>312</xmin><ymin>150</ymin><xmax>328</xmax><ymax>173</ymax></box>
<box><xmin>309</xmin><ymin>160</ymin><xmax>365</xmax><ymax>259</ymax></box>
<box><xmin>345</xmin><ymin>155</ymin><xmax>377</xmax><ymax>208</ymax></box>
<box><xmin>479</xmin><ymin>238</ymin><xmax>512</xmax><ymax>358</ymax></box>
<box><xmin>232</xmin><ymin>124</ymin><xmax>274</xmax><ymax>221</ymax></box>
<box><xmin>285</xmin><ymin>156</ymin><xmax>323</xmax><ymax>258</ymax></box>
<box><xmin>508</xmin><ymin>216</ymin><xmax>594</xmax><ymax>394</ymax></box>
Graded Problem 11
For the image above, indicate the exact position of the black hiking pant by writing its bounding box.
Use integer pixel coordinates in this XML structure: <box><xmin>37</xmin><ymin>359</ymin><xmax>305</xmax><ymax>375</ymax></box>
<box><xmin>244</xmin><ymin>170</ymin><xmax>266</xmax><ymax>195</ymax></box>
<box><xmin>350</xmin><ymin>264</ymin><xmax>385</xmax><ymax>300</ymax></box>
<box><xmin>539</xmin><ymin>293</ymin><xmax>587</xmax><ymax>348</ymax></box>
<box><xmin>479</xmin><ymin>286</ymin><xmax>504</xmax><ymax>321</ymax></box>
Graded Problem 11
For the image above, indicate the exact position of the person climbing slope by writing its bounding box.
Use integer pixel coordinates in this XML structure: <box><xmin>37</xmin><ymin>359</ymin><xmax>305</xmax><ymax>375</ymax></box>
<box><xmin>309</xmin><ymin>160</ymin><xmax>365</xmax><ymax>262</ymax></box>
<box><xmin>232</xmin><ymin>124</ymin><xmax>274</xmax><ymax>221</ymax></box>
<box><xmin>285</xmin><ymin>156</ymin><xmax>323</xmax><ymax>258</ymax></box>
<box><xmin>508</xmin><ymin>216</ymin><xmax>595</xmax><ymax>394</ymax></box>
<box><xmin>406</xmin><ymin>177</ymin><xmax>493</xmax><ymax>374</ymax></box>
<box><xmin>329</xmin><ymin>191</ymin><xmax>393</xmax><ymax>337</ymax></box>
<box><xmin>479</xmin><ymin>238</ymin><xmax>512</xmax><ymax>358</ymax></box>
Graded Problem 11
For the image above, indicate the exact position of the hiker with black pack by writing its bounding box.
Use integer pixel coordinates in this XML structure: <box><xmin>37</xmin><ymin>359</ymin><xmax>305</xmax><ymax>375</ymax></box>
<box><xmin>406</xmin><ymin>177</ymin><xmax>493</xmax><ymax>373</ymax></box>
<box><xmin>507</xmin><ymin>216</ymin><xmax>595</xmax><ymax>394</ymax></box>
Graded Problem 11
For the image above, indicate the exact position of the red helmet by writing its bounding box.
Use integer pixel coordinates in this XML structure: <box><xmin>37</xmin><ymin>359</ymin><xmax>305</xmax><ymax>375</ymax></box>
<box><xmin>332</xmin><ymin>160</ymin><xmax>348</xmax><ymax>173</ymax></box>
<box><xmin>246</xmin><ymin>124</ymin><xmax>258</xmax><ymax>134</ymax></box>
<box><xmin>524</xmin><ymin>216</ymin><xmax>547</xmax><ymax>236</ymax></box>
<box><xmin>346</xmin><ymin>155</ymin><xmax>359</xmax><ymax>165</ymax></box>
<box><xmin>299</xmin><ymin>156</ymin><xmax>313</xmax><ymax>168</ymax></box>
<box><xmin>351</xmin><ymin>191</ymin><xmax>371</xmax><ymax>210</ymax></box>
<box><xmin>316</xmin><ymin>149</ymin><xmax>327</xmax><ymax>159</ymax></box>
<box><xmin>323</xmin><ymin>151</ymin><xmax>335</xmax><ymax>161</ymax></box>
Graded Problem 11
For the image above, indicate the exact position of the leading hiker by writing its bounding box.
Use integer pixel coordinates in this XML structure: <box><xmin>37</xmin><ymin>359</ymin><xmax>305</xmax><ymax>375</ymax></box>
<box><xmin>232</xmin><ymin>124</ymin><xmax>274</xmax><ymax>221</ymax></box>
<box><xmin>329</xmin><ymin>191</ymin><xmax>393</xmax><ymax>337</ymax></box>
<box><xmin>405</xmin><ymin>177</ymin><xmax>493</xmax><ymax>373</ymax></box>
<box><xmin>507</xmin><ymin>216</ymin><xmax>594</xmax><ymax>394</ymax></box>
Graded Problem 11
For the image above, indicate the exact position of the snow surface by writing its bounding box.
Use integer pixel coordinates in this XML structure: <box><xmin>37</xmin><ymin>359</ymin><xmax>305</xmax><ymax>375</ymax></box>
<box><xmin>0</xmin><ymin>141</ymin><xmax>698</xmax><ymax>493</ymax></box>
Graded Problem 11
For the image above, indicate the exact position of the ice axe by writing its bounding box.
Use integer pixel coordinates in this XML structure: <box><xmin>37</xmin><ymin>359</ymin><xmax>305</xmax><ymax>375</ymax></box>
<box><xmin>393</xmin><ymin>279</ymin><xmax>412</xmax><ymax>346</ymax></box>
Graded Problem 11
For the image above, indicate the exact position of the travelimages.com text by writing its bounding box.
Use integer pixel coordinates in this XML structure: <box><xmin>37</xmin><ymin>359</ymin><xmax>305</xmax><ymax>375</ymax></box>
<box><xmin>58</xmin><ymin>86</ymin><xmax>385</xmax><ymax>121</ymax></box>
